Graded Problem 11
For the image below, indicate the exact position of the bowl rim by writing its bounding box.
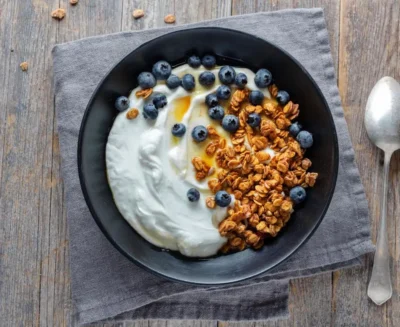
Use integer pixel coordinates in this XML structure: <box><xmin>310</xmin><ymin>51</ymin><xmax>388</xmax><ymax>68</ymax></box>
<box><xmin>77</xmin><ymin>26</ymin><xmax>339</xmax><ymax>286</ymax></box>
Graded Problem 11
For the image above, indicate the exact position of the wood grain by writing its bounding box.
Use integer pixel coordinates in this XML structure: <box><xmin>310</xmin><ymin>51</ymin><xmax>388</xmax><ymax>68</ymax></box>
<box><xmin>336</xmin><ymin>0</ymin><xmax>400</xmax><ymax>326</ymax></box>
<box><xmin>0</xmin><ymin>1</ymin><xmax>59</xmax><ymax>327</ymax></box>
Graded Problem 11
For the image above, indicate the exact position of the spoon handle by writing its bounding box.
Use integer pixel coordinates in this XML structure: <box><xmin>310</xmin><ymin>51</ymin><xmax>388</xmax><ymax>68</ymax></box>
<box><xmin>367</xmin><ymin>151</ymin><xmax>393</xmax><ymax>305</ymax></box>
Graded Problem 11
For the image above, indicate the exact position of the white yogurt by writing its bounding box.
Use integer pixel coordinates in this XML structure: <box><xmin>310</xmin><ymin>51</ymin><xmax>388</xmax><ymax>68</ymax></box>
<box><xmin>106</xmin><ymin>64</ymin><xmax>272</xmax><ymax>257</ymax></box>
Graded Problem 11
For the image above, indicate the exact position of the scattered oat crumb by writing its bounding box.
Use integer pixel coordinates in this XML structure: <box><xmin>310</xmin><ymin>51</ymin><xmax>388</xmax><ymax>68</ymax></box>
<box><xmin>133</xmin><ymin>9</ymin><xmax>144</xmax><ymax>19</ymax></box>
<box><xmin>70</xmin><ymin>0</ymin><xmax>78</xmax><ymax>5</ymax></box>
<box><xmin>20</xmin><ymin>62</ymin><xmax>28</xmax><ymax>71</ymax></box>
<box><xmin>164</xmin><ymin>14</ymin><xmax>176</xmax><ymax>24</ymax></box>
<box><xmin>51</xmin><ymin>8</ymin><xmax>66</xmax><ymax>20</ymax></box>
<box><xmin>126</xmin><ymin>108</ymin><xmax>139</xmax><ymax>120</ymax></box>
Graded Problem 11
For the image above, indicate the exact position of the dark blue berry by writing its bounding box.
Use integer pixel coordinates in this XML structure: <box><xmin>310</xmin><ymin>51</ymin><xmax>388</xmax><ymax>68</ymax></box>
<box><xmin>290</xmin><ymin>186</ymin><xmax>306</xmax><ymax>204</ymax></box>
<box><xmin>254</xmin><ymin>68</ymin><xmax>272</xmax><ymax>88</ymax></box>
<box><xmin>249</xmin><ymin>90</ymin><xmax>264</xmax><ymax>105</ymax></box>
<box><xmin>208</xmin><ymin>105</ymin><xmax>225</xmax><ymax>120</ymax></box>
<box><xmin>218</xmin><ymin>66</ymin><xmax>236</xmax><ymax>85</ymax></box>
<box><xmin>199</xmin><ymin>71</ymin><xmax>215</xmax><ymax>86</ymax></box>
<box><xmin>171</xmin><ymin>123</ymin><xmax>186</xmax><ymax>137</ymax></box>
<box><xmin>166</xmin><ymin>74</ymin><xmax>181</xmax><ymax>89</ymax></box>
<box><xmin>289</xmin><ymin>122</ymin><xmax>302</xmax><ymax>137</ymax></box>
<box><xmin>216</xmin><ymin>85</ymin><xmax>231</xmax><ymax>100</ymax></box>
<box><xmin>202</xmin><ymin>55</ymin><xmax>216</xmax><ymax>69</ymax></box>
<box><xmin>152</xmin><ymin>93</ymin><xmax>167</xmax><ymax>109</ymax></box>
<box><xmin>138</xmin><ymin>72</ymin><xmax>156</xmax><ymax>89</ymax></box>
<box><xmin>276</xmin><ymin>90</ymin><xmax>290</xmax><ymax>105</ymax></box>
<box><xmin>188</xmin><ymin>55</ymin><xmax>201</xmax><ymax>68</ymax></box>
<box><xmin>143</xmin><ymin>103</ymin><xmax>158</xmax><ymax>120</ymax></box>
<box><xmin>191</xmin><ymin>125</ymin><xmax>208</xmax><ymax>142</ymax></box>
<box><xmin>222</xmin><ymin>114</ymin><xmax>239</xmax><ymax>133</ymax></box>
<box><xmin>115</xmin><ymin>96</ymin><xmax>130</xmax><ymax>112</ymax></box>
<box><xmin>182</xmin><ymin>74</ymin><xmax>195</xmax><ymax>91</ymax></box>
<box><xmin>296</xmin><ymin>130</ymin><xmax>313</xmax><ymax>148</ymax></box>
<box><xmin>247</xmin><ymin>113</ymin><xmax>261</xmax><ymax>128</ymax></box>
<box><xmin>152</xmin><ymin>61</ymin><xmax>171</xmax><ymax>80</ymax></box>
<box><xmin>205</xmin><ymin>93</ymin><xmax>218</xmax><ymax>107</ymax></box>
<box><xmin>215</xmin><ymin>190</ymin><xmax>231</xmax><ymax>207</ymax></box>
<box><xmin>234</xmin><ymin>73</ymin><xmax>248</xmax><ymax>89</ymax></box>
<box><xmin>187</xmin><ymin>188</ymin><xmax>200</xmax><ymax>202</ymax></box>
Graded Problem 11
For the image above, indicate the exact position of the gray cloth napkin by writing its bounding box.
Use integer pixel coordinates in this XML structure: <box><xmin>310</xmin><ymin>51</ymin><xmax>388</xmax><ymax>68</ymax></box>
<box><xmin>52</xmin><ymin>8</ymin><xmax>375</xmax><ymax>325</ymax></box>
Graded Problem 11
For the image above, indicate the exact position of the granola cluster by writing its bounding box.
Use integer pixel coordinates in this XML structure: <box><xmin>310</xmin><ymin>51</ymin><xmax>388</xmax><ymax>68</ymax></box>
<box><xmin>195</xmin><ymin>85</ymin><xmax>318</xmax><ymax>253</ymax></box>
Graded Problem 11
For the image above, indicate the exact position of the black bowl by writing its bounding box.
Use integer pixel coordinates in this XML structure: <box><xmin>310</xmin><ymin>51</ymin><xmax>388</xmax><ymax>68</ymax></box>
<box><xmin>78</xmin><ymin>27</ymin><xmax>338</xmax><ymax>285</ymax></box>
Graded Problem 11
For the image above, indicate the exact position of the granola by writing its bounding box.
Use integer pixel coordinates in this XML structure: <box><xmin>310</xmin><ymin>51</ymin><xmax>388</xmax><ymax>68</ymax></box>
<box><xmin>201</xmin><ymin>85</ymin><xmax>318</xmax><ymax>254</ymax></box>
<box><xmin>133</xmin><ymin>9</ymin><xmax>145</xmax><ymax>19</ymax></box>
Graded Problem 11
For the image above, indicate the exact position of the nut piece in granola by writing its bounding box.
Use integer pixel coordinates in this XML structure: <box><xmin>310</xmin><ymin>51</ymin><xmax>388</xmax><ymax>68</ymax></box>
<box><xmin>51</xmin><ymin>8</ymin><xmax>66</xmax><ymax>20</ymax></box>
<box><xmin>133</xmin><ymin>9</ymin><xmax>145</xmax><ymax>19</ymax></box>
<box><xmin>164</xmin><ymin>14</ymin><xmax>176</xmax><ymax>24</ymax></box>
<box><xmin>135</xmin><ymin>88</ymin><xmax>153</xmax><ymax>99</ymax></box>
<box><xmin>126</xmin><ymin>108</ymin><xmax>139</xmax><ymax>120</ymax></box>
<box><xmin>70</xmin><ymin>0</ymin><xmax>78</xmax><ymax>5</ymax></box>
<box><xmin>20</xmin><ymin>62</ymin><xmax>28</xmax><ymax>71</ymax></box>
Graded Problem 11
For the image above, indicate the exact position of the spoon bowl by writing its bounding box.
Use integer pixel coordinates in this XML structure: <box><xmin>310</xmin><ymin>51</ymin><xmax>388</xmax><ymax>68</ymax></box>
<box><xmin>365</xmin><ymin>76</ymin><xmax>400</xmax><ymax>152</ymax></box>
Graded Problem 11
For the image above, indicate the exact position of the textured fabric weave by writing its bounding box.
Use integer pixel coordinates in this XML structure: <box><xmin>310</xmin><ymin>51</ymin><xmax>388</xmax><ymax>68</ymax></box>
<box><xmin>52</xmin><ymin>8</ymin><xmax>374</xmax><ymax>325</ymax></box>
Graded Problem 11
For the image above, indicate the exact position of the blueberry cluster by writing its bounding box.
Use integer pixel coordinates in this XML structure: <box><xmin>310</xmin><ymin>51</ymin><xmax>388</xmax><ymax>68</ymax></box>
<box><xmin>287</xmin><ymin>124</ymin><xmax>314</xmax><ymax>204</ymax></box>
<box><xmin>115</xmin><ymin>56</ymin><xmax>315</xmax><ymax>207</ymax></box>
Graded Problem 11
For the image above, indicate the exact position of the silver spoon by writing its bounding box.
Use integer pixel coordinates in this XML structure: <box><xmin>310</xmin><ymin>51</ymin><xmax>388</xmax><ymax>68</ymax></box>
<box><xmin>365</xmin><ymin>76</ymin><xmax>400</xmax><ymax>305</ymax></box>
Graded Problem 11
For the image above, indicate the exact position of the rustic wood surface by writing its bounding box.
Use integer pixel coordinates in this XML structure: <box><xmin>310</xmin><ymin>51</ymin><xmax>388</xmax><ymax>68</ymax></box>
<box><xmin>0</xmin><ymin>0</ymin><xmax>399</xmax><ymax>326</ymax></box>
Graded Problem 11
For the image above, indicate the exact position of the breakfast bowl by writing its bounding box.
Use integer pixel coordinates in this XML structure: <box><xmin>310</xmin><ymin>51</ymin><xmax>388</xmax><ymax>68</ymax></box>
<box><xmin>78</xmin><ymin>27</ymin><xmax>339</xmax><ymax>285</ymax></box>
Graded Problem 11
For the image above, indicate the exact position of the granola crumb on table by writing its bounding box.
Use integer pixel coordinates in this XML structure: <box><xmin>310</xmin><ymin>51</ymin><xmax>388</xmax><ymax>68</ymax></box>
<box><xmin>20</xmin><ymin>62</ymin><xmax>28</xmax><ymax>71</ymax></box>
<box><xmin>133</xmin><ymin>9</ymin><xmax>145</xmax><ymax>19</ymax></box>
<box><xmin>197</xmin><ymin>84</ymin><xmax>318</xmax><ymax>254</ymax></box>
<box><xmin>164</xmin><ymin>14</ymin><xmax>176</xmax><ymax>24</ymax></box>
<box><xmin>51</xmin><ymin>8</ymin><xmax>66</xmax><ymax>20</ymax></box>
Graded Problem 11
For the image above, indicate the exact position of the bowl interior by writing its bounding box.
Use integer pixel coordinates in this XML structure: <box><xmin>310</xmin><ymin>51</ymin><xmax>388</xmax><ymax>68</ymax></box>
<box><xmin>78</xmin><ymin>27</ymin><xmax>338</xmax><ymax>285</ymax></box>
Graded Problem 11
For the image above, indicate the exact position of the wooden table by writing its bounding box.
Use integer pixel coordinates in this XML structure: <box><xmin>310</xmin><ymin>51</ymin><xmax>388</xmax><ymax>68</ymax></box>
<box><xmin>0</xmin><ymin>0</ymin><xmax>399</xmax><ymax>326</ymax></box>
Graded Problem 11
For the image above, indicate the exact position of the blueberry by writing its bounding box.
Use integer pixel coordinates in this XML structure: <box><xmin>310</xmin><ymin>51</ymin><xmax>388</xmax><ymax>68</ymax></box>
<box><xmin>188</xmin><ymin>55</ymin><xmax>201</xmax><ymax>68</ymax></box>
<box><xmin>276</xmin><ymin>90</ymin><xmax>290</xmax><ymax>105</ymax></box>
<box><xmin>191</xmin><ymin>125</ymin><xmax>208</xmax><ymax>142</ymax></box>
<box><xmin>289</xmin><ymin>122</ymin><xmax>302</xmax><ymax>137</ymax></box>
<box><xmin>247</xmin><ymin>113</ymin><xmax>261</xmax><ymax>128</ymax></box>
<box><xmin>218</xmin><ymin>66</ymin><xmax>236</xmax><ymax>85</ymax></box>
<box><xmin>215</xmin><ymin>190</ymin><xmax>231</xmax><ymax>207</ymax></box>
<box><xmin>208</xmin><ymin>105</ymin><xmax>225</xmax><ymax>120</ymax></box>
<box><xmin>202</xmin><ymin>55</ymin><xmax>216</xmax><ymax>69</ymax></box>
<box><xmin>234</xmin><ymin>72</ymin><xmax>248</xmax><ymax>89</ymax></box>
<box><xmin>115</xmin><ymin>96</ymin><xmax>130</xmax><ymax>112</ymax></box>
<box><xmin>143</xmin><ymin>103</ymin><xmax>158</xmax><ymax>120</ymax></box>
<box><xmin>187</xmin><ymin>188</ymin><xmax>200</xmax><ymax>202</ymax></box>
<box><xmin>182</xmin><ymin>74</ymin><xmax>195</xmax><ymax>91</ymax></box>
<box><xmin>296</xmin><ymin>130</ymin><xmax>313</xmax><ymax>148</ymax></box>
<box><xmin>289</xmin><ymin>186</ymin><xmax>306</xmax><ymax>204</ymax></box>
<box><xmin>152</xmin><ymin>61</ymin><xmax>172</xmax><ymax>80</ymax></box>
<box><xmin>222</xmin><ymin>114</ymin><xmax>239</xmax><ymax>133</ymax></box>
<box><xmin>254</xmin><ymin>68</ymin><xmax>272</xmax><ymax>88</ymax></box>
<box><xmin>137</xmin><ymin>72</ymin><xmax>156</xmax><ymax>89</ymax></box>
<box><xmin>166</xmin><ymin>74</ymin><xmax>181</xmax><ymax>89</ymax></box>
<box><xmin>216</xmin><ymin>85</ymin><xmax>231</xmax><ymax>100</ymax></box>
<box><xmin>199</xmin><ymin>71</ymin><xmax>216</xmax><ymax>86</ymax></box>
<box><xmin>249</xmin><ymin>90</ymin><xmax>264</xmax><ymax>105</ymax></box>
<box><xmin>171</xmin><ymin>123</ymin><xmax>186</xmax><ymax>137</ymax></box>
<box><xmin>152</xmin><ymin>93</ymin><xmax>167</xmax><ymax>109</ymax></box>
<box><xmin>205</xmin><ymin>93</ymin><xmax>218</xmax><ymax>107</ymax></box>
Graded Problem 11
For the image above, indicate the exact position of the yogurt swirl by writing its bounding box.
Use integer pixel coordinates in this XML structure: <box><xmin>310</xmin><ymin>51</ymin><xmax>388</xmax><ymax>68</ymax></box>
<box><xmin>106</xmin><ymin>64</ymin><xmax>272</xmax><ymax>257</ymax></box>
